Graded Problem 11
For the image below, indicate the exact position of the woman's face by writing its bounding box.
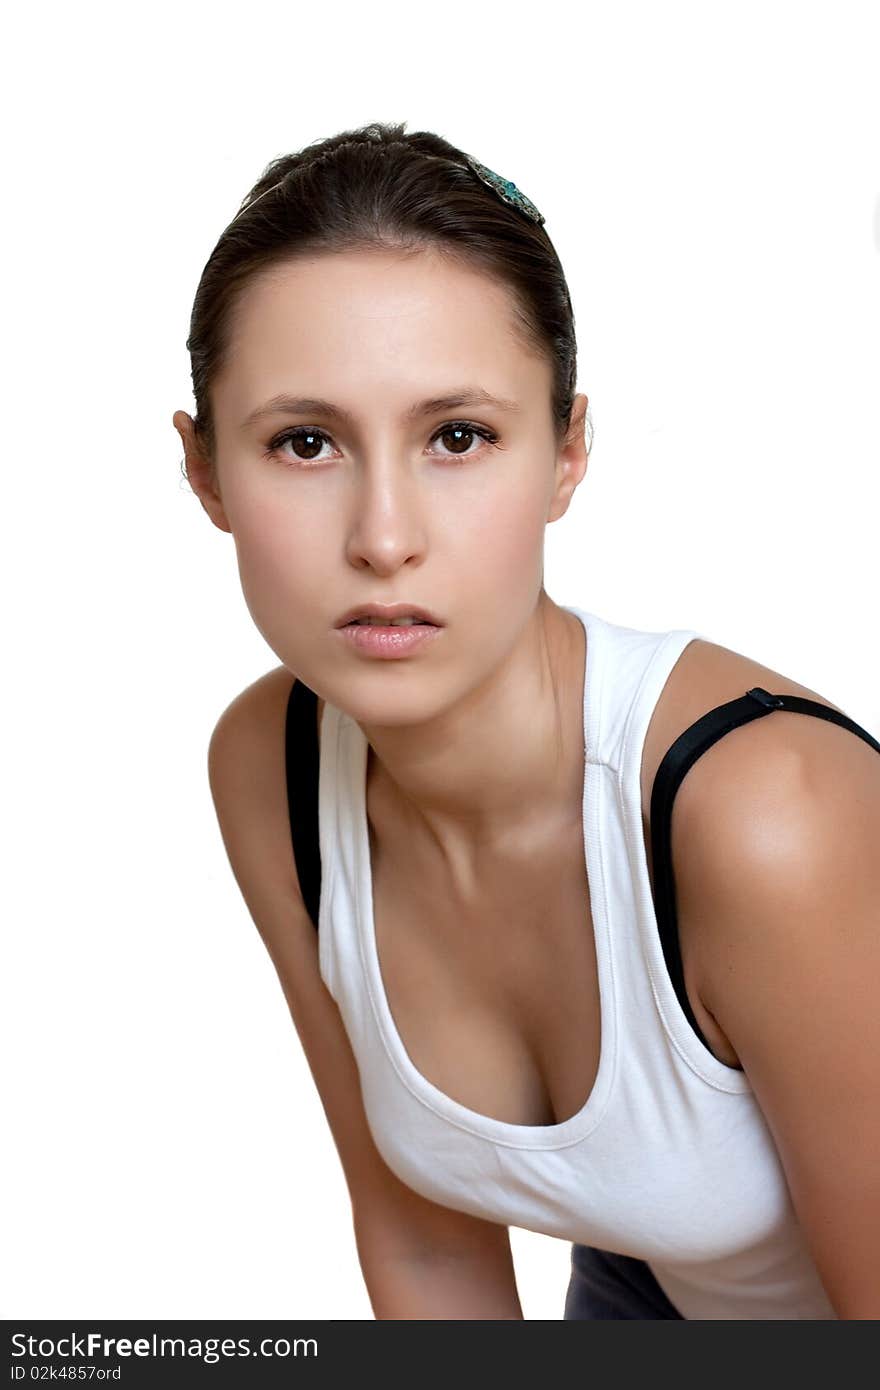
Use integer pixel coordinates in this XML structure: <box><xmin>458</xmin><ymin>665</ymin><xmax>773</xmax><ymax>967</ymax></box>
<box><xmin>183</xmin><ymin>246</ymin><xmax>587</xmax><ymax>725</ymax></box>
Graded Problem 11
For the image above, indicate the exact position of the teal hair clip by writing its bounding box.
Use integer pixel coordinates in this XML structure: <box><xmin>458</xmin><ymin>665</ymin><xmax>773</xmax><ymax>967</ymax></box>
<box><xmin>461</xmin><ymin>154</ymin><xmax>545</xmax><ymax>226</ymax></box>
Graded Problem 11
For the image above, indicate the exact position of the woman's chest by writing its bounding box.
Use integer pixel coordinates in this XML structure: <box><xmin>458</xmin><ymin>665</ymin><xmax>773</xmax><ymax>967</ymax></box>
<box><xmin>368</xmin><ymin>801</ymin><xmax>602</xmax><ymax>1128</ymax></box>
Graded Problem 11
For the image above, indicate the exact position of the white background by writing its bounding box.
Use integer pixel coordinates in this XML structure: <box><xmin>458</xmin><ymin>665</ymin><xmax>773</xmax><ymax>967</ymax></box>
<box><xmin>3</xmin><ymin>0</ymin><xmax>878</xmax><ymax>1321</ymax></box>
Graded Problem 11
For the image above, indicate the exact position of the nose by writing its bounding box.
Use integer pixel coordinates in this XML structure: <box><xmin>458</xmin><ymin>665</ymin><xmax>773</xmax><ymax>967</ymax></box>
<box><xmin>343</xmin><ymin>455</ymin><xmax>429</xmax><ymax>575</ymax></box>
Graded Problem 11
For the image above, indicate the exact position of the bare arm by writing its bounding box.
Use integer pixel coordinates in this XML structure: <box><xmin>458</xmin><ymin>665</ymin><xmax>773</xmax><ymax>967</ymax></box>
<box><xmin>358</xmin><ymin>1228</ymin><xmax>523</xmax><ymax>1319</ymax></box>
<box><xmin>207</xmin><ymin>670</ymin><xmax>524</xmax><ymax>1319</ymax></box>
<box><xmin>675</xmin><ymin>711</ymin><xmax>880</xmax><ymax>1319</ymax></box>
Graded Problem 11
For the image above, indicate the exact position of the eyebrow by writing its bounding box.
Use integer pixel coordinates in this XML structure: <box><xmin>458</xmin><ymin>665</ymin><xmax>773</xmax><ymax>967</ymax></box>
<box><xmin>240</xmin><ymin>388</ymin><xmax>522</xmax><ymax>430</ymax></box>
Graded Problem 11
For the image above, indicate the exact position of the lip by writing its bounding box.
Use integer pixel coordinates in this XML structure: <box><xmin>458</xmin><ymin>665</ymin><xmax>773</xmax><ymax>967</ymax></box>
<box><xmin>335</xmin><ymin>601</ymin><xmax>443</xmax><ymax>627</ymax></box>
<box><xmin>337</xmin><ymin>622</ymin><xmax>443</xmax><ymax>660</ymax></box>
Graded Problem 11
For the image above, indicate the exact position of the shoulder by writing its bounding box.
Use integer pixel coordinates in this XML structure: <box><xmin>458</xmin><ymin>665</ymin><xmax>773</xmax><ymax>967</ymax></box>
<box><xmin>649</xmin><ymin>631</ymin><xmax>880</xmax><ymax>1009</ymax></box>
<box><xmin>209</xmin><ymin>664</ymin><xmax>297</xmax><ymax>753</ymax></box>
<box><xmin>207</xmin><ymin>665</ymin><xmax>303</xmax><ymax>902</ymax></box>
<box><xmin>640</xmin><ymin>633</ymin><xmax>857</xmax><ymax>835</ymax></box>
<box><xmin>208</xmin><ymin>665</ymin><xmax>297</xmax><ymax>812</ymax></box>
<box><xmin>641</xmin><ymin>635</ymin><xmax>876</xmax><ymax>1057</ymax></box>
<box><xmin>662</xmin><ymin>635</ymin><xmax>880</xmax><ymax>916</ymax></box>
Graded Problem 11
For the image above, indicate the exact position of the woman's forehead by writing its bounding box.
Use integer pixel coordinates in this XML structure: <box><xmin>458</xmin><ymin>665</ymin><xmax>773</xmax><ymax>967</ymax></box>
<box><xmin>217</xmin><ymin>253</ymin><xmax>551</xmax><ymax>423</ymax></box>
<box><xmin>234</xmin><ymin>246</ymin><xmax>519</xmax><ymax>332</ymax></box>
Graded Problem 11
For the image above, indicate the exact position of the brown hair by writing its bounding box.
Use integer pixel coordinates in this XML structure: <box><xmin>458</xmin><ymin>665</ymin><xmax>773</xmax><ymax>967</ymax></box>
<box><xmin>183</xmin><ymin>120</ymin><xmax>592</xmax><ymax>480</ymax></box>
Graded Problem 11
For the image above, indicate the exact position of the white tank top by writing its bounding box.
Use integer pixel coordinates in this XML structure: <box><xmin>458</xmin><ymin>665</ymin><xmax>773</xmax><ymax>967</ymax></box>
<box><xmin>311</xmin><ymin>605</ymin><xmax>838</xmax><ymax>1320</ymax></box>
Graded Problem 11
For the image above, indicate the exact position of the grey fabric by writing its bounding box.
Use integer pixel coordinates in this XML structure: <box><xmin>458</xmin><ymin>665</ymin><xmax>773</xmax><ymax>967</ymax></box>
<box><xmin>563</xmin><ymin>1243</ymin><xmax>684</xmax><ymax>1319</ymax></box>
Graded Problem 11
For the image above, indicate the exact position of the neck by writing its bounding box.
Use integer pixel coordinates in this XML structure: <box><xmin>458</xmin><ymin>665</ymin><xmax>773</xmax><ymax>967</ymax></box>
<box><xmin>358</xmin><ymin>593</ymin><xmax>587</xmax><ymax>890</ymax></box>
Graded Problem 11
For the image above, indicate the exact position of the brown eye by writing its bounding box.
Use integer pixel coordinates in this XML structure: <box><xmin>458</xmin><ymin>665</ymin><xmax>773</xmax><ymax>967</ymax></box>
<box><xmin>437</xmin><ymin>425</ymin><xmax>476</xmax><ymax>455</ymax></box>
<box><xmin>268</xmin><ymin>427</ymin><xmax>335</xmax><ymax>465</ymax></box>
<box><xmin>292</xmin><ymin>430</ymin><xmax>324</xmax><ymax>461</ymax></box>
<box><xmin>429</xmin><ymin>421</ymin><xmax>499</xmax><ymax>460</ymax></box>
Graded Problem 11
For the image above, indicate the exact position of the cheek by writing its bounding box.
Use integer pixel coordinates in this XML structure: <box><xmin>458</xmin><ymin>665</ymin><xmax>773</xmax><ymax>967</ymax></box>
<box><xmin>228</xmin><ymin>492</ymin><xmax>332</xmax><ymax>659</ymax></box>
<box><xmin>448</xmin><ymin>470</ymin><xmax>548</xmax><ymax>582</ymax></box>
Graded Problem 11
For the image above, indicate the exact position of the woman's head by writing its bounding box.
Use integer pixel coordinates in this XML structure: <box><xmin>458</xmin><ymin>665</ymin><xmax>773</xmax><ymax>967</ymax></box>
<box><xmin>175</xmin><ymin>121</ymin><xmax>592</xmax><ymax>722</ymax></box>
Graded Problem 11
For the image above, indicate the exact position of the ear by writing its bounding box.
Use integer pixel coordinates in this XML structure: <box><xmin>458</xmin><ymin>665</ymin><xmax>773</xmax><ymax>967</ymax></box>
<box><xmin>547</xmin><ymin>392</ymin><xmax>589</xmax><ymax>523</ymax></box>
<box><xmin>173</xmin><ymin>410</ymin><xmax>233</xmax><ymax>535</ymax></box>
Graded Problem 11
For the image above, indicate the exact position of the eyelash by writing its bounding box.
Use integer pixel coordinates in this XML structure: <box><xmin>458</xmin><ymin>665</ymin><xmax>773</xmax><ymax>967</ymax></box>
<box><xmin>265</xmin><ymin>420</ymin><xmax>501</xmax><ymax>467</ymax></box>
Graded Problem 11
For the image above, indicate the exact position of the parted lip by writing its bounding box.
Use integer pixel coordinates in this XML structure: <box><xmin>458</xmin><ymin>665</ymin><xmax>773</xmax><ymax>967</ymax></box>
<box><xmin>335</xmin><ymin>601</ymin><xmax>443</xmax><ymax>627</ymax></box>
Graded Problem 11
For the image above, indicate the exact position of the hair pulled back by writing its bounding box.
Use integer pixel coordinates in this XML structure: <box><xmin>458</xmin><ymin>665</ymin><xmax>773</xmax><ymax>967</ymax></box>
<box><xmin>184</xmin><ymin>120</ymin><xmax>590</xmax><ymax>474</ymax></box>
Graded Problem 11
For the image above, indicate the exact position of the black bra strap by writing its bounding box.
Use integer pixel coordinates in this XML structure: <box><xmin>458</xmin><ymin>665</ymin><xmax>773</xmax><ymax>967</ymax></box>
<box><xmin>285</xmin><ymin>678</ymin><xmax>322</xmax><ymax>930</ymax></box>
<box><xmin>650</xmin><ymin>686</ymin><xmax>880</xmax><ymax>1055</ymax></box>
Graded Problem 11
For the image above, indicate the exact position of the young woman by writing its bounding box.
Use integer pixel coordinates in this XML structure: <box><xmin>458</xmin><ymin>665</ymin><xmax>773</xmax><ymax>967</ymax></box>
<box><xmin>173</xmin><ymin>121</ymin><xmax>880</xmax><ymax>1319</ymax></box>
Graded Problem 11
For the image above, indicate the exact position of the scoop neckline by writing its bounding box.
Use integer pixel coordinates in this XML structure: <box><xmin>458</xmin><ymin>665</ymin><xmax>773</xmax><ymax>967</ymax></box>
<box><xmin>347</xmin><ymin>604</ymin><xmax>619</xmax><ymax>1150</ymax></box>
